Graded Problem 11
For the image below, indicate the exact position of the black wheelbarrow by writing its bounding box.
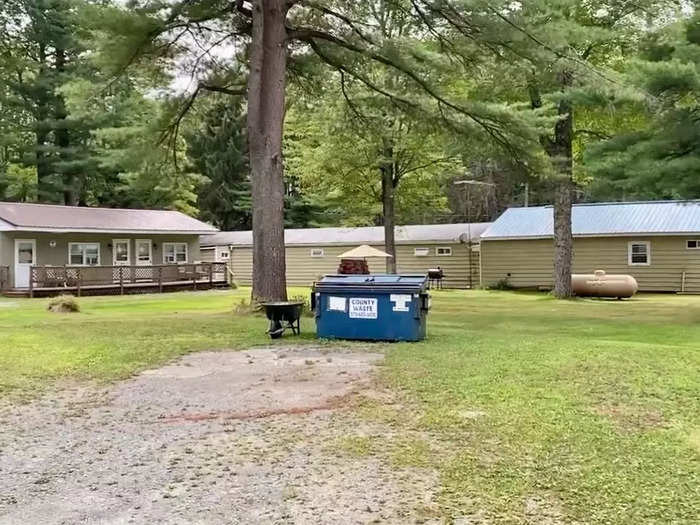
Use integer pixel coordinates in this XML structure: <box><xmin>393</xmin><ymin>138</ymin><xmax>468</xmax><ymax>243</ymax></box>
<box><xmin>261</xmin><ymin>301</ymin><xmax>304</xmax><ymax>338</ymax></box>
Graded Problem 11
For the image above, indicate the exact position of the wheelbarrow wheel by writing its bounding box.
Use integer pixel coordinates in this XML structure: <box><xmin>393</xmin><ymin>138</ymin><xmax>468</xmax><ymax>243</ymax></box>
<box><xmin>268</xmin><ymin>319</ymin><xmax>284</xmax><ymax>339</ymax></box>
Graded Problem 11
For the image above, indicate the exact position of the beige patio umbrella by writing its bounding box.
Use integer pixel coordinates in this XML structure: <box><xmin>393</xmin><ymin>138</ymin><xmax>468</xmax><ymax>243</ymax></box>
<box><xmin>337</xmin><ymin>244</ymin><xmax>393</xmax><ymax>259</ymax></box>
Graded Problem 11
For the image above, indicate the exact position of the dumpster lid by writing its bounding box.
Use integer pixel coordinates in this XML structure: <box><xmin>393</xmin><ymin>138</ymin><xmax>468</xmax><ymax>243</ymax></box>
<box><xmin>315</xmin><ymin>274</ymin><xmax>428</xmax><ymax>290</ymax></box>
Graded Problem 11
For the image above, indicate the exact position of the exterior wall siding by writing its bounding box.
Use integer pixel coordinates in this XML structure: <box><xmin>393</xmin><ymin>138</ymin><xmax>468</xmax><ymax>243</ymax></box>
<box><xmin>1</xmin><ymin>232</ymin><xmax>202</xmax><ymax>287</ymax></box>
<box><xmin>481</xmin><ymin>236</ymin><xmax>700</xmax><ymax>292</ymax></box>
<box><xmin>230</xmin><ymin>243</ymin><xmax>479</xmax><ymax>289</ymax></box>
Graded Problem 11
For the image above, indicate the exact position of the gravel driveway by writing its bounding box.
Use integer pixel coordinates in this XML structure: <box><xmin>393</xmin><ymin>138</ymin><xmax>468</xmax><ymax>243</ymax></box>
<box><xmin>0</xmin><ymin>347</ymin><xmax>439</xmax><ymax>524</ymax></box>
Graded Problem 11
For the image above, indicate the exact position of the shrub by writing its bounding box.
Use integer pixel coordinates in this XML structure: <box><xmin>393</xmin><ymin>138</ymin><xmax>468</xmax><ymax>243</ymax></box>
<box><xmin>487</xmin><ymin>278</ymin><xmax>514</xmax><ymax>291</ymax></box>
<box><xmin>47</xmin><ymin>295</ymin><xmax>80</xmax><ymax>313</ymax></box>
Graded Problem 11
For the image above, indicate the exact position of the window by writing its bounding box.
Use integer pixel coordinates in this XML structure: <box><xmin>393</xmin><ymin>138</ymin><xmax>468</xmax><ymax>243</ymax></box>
<box><xmin>69</xmin><ymin>243</ymin><xmax>100</xmax><ymax>266</ymax></box>
<box><xmin>414</xmin><ymin>247</ymin><xmax>429</xmax><ymax>257</ymax></box>
<box><xmin>219</xmin><ymin>251</ymin><xmax>230</xmax><ymax>260</ymax></box>
<box><xmin>310</xmin><ymin>248</ymin><xmax>324</xmax><ymax>257</ymax></box>
<box><xmin>163</xmin><ymin>243</ymin><xmax>188</xmax><ymax>264</ymax></box>
<box><xmin>628</xmin><ymin>241</ymin><xmax>650</xmax><ymax>266</ymax></box>
<box><xmin>436</xmin><ymin>247</ymin><xmax>452</xmax><ymax>256</ymax></box>
<box><xmin>687</xmin><ymin>240</ymin><xmax>700</xmax><ymax>249</ymax></box>
<box><xmin>136</xmin><ymin>239</ymin><xmax>152</xmax><ymax>264</ymax></box>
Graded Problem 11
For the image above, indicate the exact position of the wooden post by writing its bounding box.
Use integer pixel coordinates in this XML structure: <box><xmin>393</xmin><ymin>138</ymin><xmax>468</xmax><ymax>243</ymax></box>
<box><xmin>29</xmin><ymin>266</ymin><xmax>34</xmax><ymax>298</ymax></box>
<box><xmin>209</xmin><ymin>263</ymin><xmax>213</xmax><ymax>287</ymax></box>
<box><xmin>119</xmin><ymin>266</ymin><xmax>124</xmax><ymax>295</ymax></box>
<box><xmin>76</xmin><ymin>268</ymin><xmax>81</xmax><ymax>297</ymax></box>
<box><xmin>193</xmin><ymin>265</ymin><xmax>197</xmax><ymax>291</ymax></box>
<box><xmin>158</xmin><ymin>267</ymin><xmax>163</xmax><ymax>293</ymax></box>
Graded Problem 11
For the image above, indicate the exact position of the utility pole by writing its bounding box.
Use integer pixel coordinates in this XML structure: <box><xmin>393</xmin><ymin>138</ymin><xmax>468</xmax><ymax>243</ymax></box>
<box><xmin>524</xmin><ymin>182</ymin><xmax>529</xmax><ymax>207</ymax></box>
<box><xmin>454</xmin><ymin>179</ymin><xmax>496</xmax><ymax>289</ymax></box>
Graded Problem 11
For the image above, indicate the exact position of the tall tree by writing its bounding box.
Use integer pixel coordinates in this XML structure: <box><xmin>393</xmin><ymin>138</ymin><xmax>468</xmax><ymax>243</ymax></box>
<box><xmin>0</xmin><ymin>0</ymin><xmax>93</xmax><ymax>204</ymax></box>
<box><xmin>185</xmin><ymin>98</ymin><xmax>253</xmax><ymax>230</ymax></box>
<box><xmin>461</xmin><ymin>0</ymin><xmax>683</xmax><ymax>297</ymax></box>
<box><xmin>95</xmin><ymin>0</ymin><xmax>547</xmax><ymax>301</ymax></box>
<box><xmin>587</xmin><ymin>9</ymin><xmax>700</xmax><ymax>198</ymax></box>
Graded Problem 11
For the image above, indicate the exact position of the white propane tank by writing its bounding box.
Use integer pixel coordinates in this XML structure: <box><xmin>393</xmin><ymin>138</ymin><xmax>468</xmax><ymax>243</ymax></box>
<box><xmin>571</xmin><ymin>270</ymin><xmax>639</xmax><ymax>298</ymax></box>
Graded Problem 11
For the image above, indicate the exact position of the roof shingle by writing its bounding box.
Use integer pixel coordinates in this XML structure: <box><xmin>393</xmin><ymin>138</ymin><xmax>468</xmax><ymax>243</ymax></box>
<box><xmin>201</xmin><ymin>223</ymin><xmax>490</xmax><ymax>247</ymax></box>
<box><xmin>0</xmin><ymin>202</ymin><xmax>217</xmax><ymax>233</ymax></box>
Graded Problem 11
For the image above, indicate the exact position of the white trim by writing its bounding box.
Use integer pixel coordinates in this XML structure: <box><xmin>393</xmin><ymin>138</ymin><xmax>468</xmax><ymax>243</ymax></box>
<box><xmin>686</xmin><ymin>239</ymin><xmax>700</xmax><ymax>249</ymax></box>
<box><xmin>4</xmin><ymin>227</ymin><xmax>216</xmax><ymax>234</ymax></box>
<box><xmin>68</xmin><ymin>242</ymin><xmax>101</xmax><ymax>266</ymax></box>
<box><xmin>310</xmin><ymin>248</ymin><xmax>324</xmax><ymax>257</ymax></box>
<box><xmin>436</xmin><ymin>246</ymin><xmax>452</xmax><ymax>256</ymax></box>
<box><xmin>414</xmin><ymin>247</ymin><xmax>430</xmax><ymax>257</ymax></box>
<box><xmin>162</xmin><ymin>242</ymin><xmax>188</xmax><ymax>264</ymax></box>
<box><xmin>628</xmin><ymin>240</ymin><xmax>651</xmax><ymax>266</ymax></box>
<box><xmin>112</xmin><ymin>238</ymin><xmax>131</xmax><ymax>265</ymax></box>
<box><xmin>135</xmin><ymin>239</ymin><xmax>153</xmax><ymax>265</ymax></box>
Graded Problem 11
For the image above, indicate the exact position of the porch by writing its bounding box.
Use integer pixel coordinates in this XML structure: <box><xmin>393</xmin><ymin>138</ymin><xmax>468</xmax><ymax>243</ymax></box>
<box><xmin>3</xmin><ymin>262</ymin><xmax>230</xmax><ymax>298</ymax></box>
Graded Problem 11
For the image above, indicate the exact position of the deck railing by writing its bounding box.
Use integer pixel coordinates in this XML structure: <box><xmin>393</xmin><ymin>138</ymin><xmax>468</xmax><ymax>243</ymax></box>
<box><xmin>29</xmin><ymin>262</ymin><xmax>228</xmax><ymax>297</ymax></box>
<box><xmin>0</xmin><ymin>266</ymin><xmax>8</xmax><ymax>290</ymax></box>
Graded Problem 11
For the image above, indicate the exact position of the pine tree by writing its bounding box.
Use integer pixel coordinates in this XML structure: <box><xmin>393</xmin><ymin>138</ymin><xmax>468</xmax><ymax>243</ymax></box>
<box><xmin>587</xmin><ymin>10</ymin><xmax>700</xmax><ymax>198</ymax></box>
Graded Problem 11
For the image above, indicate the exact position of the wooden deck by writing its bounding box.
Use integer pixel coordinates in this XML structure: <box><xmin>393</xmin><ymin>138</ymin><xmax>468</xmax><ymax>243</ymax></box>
<box><xmin>2</xmin><ymin>262</ymin><xmax>230</xmax><ymax>298</ymax></box>
<box><xmin>4</xmin><ymin>279</ymin><xmax>230</xmax><ymax>298</ymax></box>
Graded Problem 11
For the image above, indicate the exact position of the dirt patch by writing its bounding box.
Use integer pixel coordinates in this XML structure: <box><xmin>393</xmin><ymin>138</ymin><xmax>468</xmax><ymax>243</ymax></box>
<box><xmin>593</xmin><ymin>403</ymin><xmax>668</xmax><ymax>431</ymax></box>
<box><xmin>0</xmin><ymin>347</ymin><xmax>441</xmax><ymax>524</ymax></box>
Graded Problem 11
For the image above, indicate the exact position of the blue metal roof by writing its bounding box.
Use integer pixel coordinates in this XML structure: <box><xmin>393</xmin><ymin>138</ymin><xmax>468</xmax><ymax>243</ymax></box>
<box><xmin>481</xmin><ymin>201</ymin><xmax>700</xmax><ymax>239</ymax></box>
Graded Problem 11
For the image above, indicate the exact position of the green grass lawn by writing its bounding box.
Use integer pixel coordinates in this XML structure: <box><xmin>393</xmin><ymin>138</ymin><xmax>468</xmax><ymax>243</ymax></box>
<box><xmin>0</xmin><ymin>288</ymin><xmax>698</xmax><ymax>522</ymax></box>
<box><xmin>0</xmin><ymin>288</ymin><xmax>314</xmax><ymax>397</ymax></box>
<box><xmin>383</xmin><ymin>290</ymin><xmax>700</xmax><ymax>523</ymax></box>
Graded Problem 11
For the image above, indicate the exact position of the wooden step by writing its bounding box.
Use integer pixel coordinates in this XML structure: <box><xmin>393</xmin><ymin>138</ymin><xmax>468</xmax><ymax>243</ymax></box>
<box><xmin>1</xmin><ymin>290</ymin><xmax>29</xmax><ymax>298</ymax></box>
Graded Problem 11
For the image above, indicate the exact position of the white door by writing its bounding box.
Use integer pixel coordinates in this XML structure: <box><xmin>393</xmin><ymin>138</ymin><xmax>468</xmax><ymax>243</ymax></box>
<box><xmin>134</xmin><ymin>239</ymin><xmax>153</xmax><ymax>281</ymax></box>
<box><xmin>112</xmin><ymin>239</ymin><xmax>131</xmax><ymax>281</ymax></box>
<box><xmin>135</xmin><ymin>239</ymin><xmax>152</xmax><ymax>265</ymax></box>
<box><xmin>14</xmin><ymin>239</ymin><xmax>36</xmax><ymax>288</ymax></box>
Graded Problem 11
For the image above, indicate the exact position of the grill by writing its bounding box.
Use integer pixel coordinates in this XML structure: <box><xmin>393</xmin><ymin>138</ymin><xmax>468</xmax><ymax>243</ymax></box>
<box><xmin>427</xmin><ymin>268</ymin><xmax>444</xmax><ymax>289</ymax></box>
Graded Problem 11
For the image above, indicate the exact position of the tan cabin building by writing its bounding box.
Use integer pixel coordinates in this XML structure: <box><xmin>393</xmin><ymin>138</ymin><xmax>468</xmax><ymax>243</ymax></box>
<box><xmin>200</xmin><ymin>223</ymin><xmax>490</xmax><ymax>289</ymax></box>
<box><xmin>480</xmin><ymin>200</ymin><xmax>700</xmax><ymax>293</ymax></box>
<box><xmin>0</xmin><ymin>202</ymin><xmax>224</xmax><ymax>296</ymax></box>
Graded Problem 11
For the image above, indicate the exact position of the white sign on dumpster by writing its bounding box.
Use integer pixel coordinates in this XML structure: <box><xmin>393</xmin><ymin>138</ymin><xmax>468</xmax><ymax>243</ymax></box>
<box><xmin>328</xmin><ymin>296</ymin><xmax>346</xmax><ymax>311</ymax></box>
<box><xmin>390</xmin><ymin>294</ymin><xmax>411</xmax><ymax>312</ymax></box>
<box><xmin>349</xmin><ymin>297</ymin><xmax>378</xmax><ymax>319</ymax></box>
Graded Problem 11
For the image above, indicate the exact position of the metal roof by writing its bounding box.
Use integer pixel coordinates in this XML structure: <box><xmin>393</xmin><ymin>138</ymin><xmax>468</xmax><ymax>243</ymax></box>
<box><xmin>201</xmin><ymin>222</ymin><xmax>491</xmax><ymax>247</ymax></box>
<box><xmin>0</xmin><ymin>202</ymin><xmax>217</xmax><ymax>234</ymax></box>
<box><xmin>481</xmin><ymin>200</ymin><xmax>700</xmax><ymax>240</ymax></box>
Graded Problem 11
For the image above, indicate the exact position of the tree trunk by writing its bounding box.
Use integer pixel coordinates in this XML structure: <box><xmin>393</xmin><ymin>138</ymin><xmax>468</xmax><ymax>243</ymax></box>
<box><xmin>550</xmin><ymin>72</ymin><xmax>574</xmax><ymax>299</ymax></box>
<box><xmin>247</xmin><ymin>0</ymin><xmax>288</xmax><ymax>303</ymax></box>
<box><xmin>54</xmin><ymin>47</ymin><xmax>78</xmax><ymax>206</ymax></box>
<box><xmin>530</xmin><ymin>72</ymin><xmax>574</xmax><ymax>298</ymax></box>
<box><xmin>381</xmin><ymin>166</ymin><xmax>397</xmax><ymax>274</ymax></box>
<box><xmin>381</xmin><ymin>140</ymin><xmax>397</xmax><ymax>273</ymax></box>
<box><xmin>35</xmin><ymin>43</ymin><xmax>52</xmax><ymax>202</ymax></box>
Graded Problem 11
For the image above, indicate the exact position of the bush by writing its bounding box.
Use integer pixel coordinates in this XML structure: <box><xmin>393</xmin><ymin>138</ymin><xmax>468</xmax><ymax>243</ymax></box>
<box><xmin>47</xmin><ymin>295</ymin><xmax>80</xmax><ymax>313</ymax></box>
<box><xmin>487</xmin><ymin>278</ymin><xmax>514</xmax><ymax>291</ymax></box>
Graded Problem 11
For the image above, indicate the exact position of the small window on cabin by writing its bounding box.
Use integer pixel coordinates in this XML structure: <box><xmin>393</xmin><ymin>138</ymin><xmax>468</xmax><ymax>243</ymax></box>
<box><xmin>163</xmin><ymin>243</ymin><xmax>188</xmax><ymax>264</ymax></box>
<box><xmin>69</xmin><ymin>243</ymin><xmax>100</xmax><ymax>266</ymax></box>
<box><xmin>414</xmin><ymin>248</ymin><xmax>429</xmax><ymax>257</ymax></box>
<box><xmin>687</xmin><ymin>240</ymin><xmax>699</xmax><ymax>249</ymax></box>
<box><xmin>219</xmin><ymin>251</ymin><xmax>230</xmax><ymax>259</ymax></box>
<box><xmin>436</xmin><ymin>247</ymin><xmax>452</xmax><ymax>256</ymax></box>
<box><xmin>628</xmin><ymin>241</ymin><xmax>650</xmax><ymax>266</ymax></box>
<box><xmin>310</xmin><ymin>248</ymin><xmax>324</xmax><ymax>257</ymax></box>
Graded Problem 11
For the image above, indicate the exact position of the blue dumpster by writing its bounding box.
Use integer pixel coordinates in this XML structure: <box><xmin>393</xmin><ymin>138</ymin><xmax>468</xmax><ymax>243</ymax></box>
<box><xmin>312</xmin><ymin>274</ymin><xmax>430</xmax><ymax>341</ymax></box>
